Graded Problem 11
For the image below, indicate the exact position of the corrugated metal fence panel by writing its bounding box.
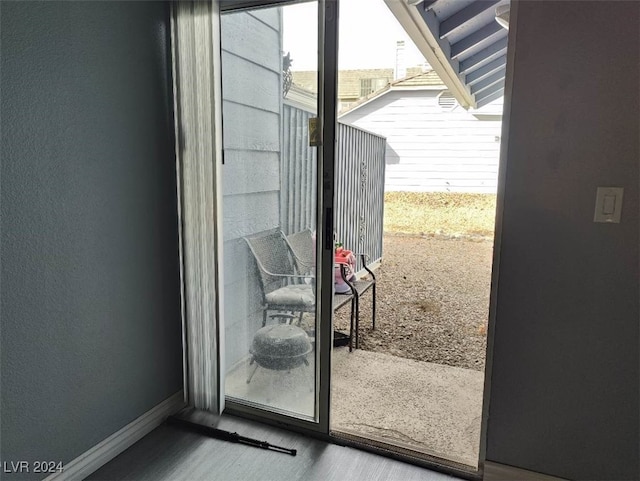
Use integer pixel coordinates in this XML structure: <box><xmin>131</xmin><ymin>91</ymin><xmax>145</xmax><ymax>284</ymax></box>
<box><xmin>282</xmin><ymin>104</ymin><xmax>386</xmax><ymax>271</ymax></box>
<box><xmin>282</xmin><ymin>104</ymin><xmax>317</xmax><ymax>235</ymax></box>
<box><xmin>334</xmin><ymin>123</ymin><xmax>362</xmax><ymax>268</ymax></box>
<box><xmin>335</xmin><ymin>123</ymin><xmax>385</xmax><ymax>271</ymax></box>
<box><xmin>358</xmin><ymin>128</ymin><xmax>386</xmax><ymax>269</ymax></box>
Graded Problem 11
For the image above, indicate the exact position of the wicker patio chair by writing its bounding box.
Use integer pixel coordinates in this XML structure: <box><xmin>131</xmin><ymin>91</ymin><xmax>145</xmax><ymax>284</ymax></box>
<box><xmin>284</xmin><ymin>229</ymin><xmax>315</xmax><ymax>275</ymax></box>
<box><xmin>244</xmin><ymin>229</ymin><xmax>315</xmax><ymax>327</ymax></box>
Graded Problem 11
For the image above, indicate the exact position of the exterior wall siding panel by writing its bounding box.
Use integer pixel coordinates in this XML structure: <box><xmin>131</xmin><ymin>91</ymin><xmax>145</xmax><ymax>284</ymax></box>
<box><xmin>340</xmin><ymin>89</ymin><xmax>502</xmax><ymax>193</ymax></box>
<box><xmin>221</xmin><ymin>10</ymin><xmax>282</xmax><ymax>368</ymax></box>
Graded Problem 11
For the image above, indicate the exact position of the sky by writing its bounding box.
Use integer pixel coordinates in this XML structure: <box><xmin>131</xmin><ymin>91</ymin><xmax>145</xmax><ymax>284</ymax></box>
<box><xmin>283</xmin><ymin>0</ymin><xmax>427</xmax><ymax>72</ymax></box>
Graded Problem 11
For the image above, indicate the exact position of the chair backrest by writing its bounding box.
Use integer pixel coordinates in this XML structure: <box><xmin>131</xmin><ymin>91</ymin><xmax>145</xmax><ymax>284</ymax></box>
<box><xmin>245</xmin><ymin>229</ymin><xmax>297</xmax><ymax>296</ymax></box>
<box><xmin>285</xmin><ymin>229</ymin><xmax>314</xmax><ymax>276</ymax></box>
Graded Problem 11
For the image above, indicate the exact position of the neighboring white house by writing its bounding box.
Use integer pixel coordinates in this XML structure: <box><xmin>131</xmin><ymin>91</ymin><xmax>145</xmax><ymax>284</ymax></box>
<box><xmin>339</xmin><ymin>71</ymin><xmax>503</xmax><ymax>193</ymax></box>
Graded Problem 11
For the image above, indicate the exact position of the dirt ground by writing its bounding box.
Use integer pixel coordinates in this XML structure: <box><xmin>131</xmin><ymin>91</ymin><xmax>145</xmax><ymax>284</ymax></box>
<box><xmin>334</xmin><ymin>234</ymin><xmax>493</xmax><ymax>371</ymax></box>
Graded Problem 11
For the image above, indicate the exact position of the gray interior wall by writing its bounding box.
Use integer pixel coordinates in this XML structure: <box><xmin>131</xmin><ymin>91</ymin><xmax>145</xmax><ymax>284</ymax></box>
<box><xmin>486</xmin><ymin>2</ymin><xmax>639</xmax><ymax>479</ymax></box>
<box><xmin>0</xmin><ymin>2</ymin><xmax>183</xmax><ymax>477</ymax></box>
<box><xmin>220</xmin><ymin>8</ymin><xmax>283</xmax><ymax>368</ymax></box>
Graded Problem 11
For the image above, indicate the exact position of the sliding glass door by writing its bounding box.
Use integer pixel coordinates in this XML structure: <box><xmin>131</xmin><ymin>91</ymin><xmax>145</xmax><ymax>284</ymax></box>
<box><xmin>219</xmin><ymin>0</ymin><xmax>337</xmax><ymax>428</ymax></box>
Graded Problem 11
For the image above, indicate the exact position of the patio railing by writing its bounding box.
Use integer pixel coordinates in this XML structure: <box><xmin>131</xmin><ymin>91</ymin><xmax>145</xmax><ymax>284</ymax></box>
<box><xmin>282</xmin><ymin>103</ymin><xmax>386</xmax><ymax>272</ymax></box>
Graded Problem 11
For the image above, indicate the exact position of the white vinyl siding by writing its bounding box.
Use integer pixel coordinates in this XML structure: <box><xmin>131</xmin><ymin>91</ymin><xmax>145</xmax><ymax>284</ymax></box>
<box><xmin>340</xmin><ymin>90</ymin><xmax>502</xmax><ymax>193</ymax></box>
<box><xmin>221</xmin><ymin>10</ymin><xmax>282</xmax><ymax>366</ymax></box>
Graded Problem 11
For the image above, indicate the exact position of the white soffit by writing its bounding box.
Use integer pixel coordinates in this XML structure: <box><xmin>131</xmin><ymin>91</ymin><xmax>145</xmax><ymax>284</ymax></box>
<box><xmin>384</xmin><ymin>0</ymin><xmax>510</xmax><ymax>109</ymax></box>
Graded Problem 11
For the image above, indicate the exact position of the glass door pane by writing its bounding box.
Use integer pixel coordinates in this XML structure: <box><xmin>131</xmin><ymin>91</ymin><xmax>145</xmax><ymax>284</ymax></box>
<box><xmin>220</xmin><ymin>1</ymin><xmax>320</xmax><ymax>420</ymax></box>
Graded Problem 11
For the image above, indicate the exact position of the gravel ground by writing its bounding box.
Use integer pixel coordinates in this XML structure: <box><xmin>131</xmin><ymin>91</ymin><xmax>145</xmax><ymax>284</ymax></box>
<box><xmin>334</xmin><ymin>234</ymin><xmax>493</xmax><ymax>371</ymax></box>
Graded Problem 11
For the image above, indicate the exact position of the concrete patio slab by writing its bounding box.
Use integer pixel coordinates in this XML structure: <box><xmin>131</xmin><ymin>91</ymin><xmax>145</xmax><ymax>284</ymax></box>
<box><xmin>331</xmin><ymin>348</ymin><xmax>484</xmax><ymax>468</ymax></box>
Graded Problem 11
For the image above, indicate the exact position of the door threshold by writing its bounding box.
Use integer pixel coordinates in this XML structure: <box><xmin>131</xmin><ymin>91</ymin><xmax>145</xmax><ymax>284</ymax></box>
<box><xmin>219</xmin><ymin>406</ymin><xmax>480</xmax><ymax>480</ymax></box>
<box><xmin>329</xmin><ymin>429</ymin><xmax>481</xmax><ymax>481</ymax></box>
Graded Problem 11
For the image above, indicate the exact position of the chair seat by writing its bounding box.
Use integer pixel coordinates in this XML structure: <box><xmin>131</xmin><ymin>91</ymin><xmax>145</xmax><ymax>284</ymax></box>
<box><xmin>265</xmin><ymin>284</ymin><xmax>315</xmax><ymax>307</ymax></box>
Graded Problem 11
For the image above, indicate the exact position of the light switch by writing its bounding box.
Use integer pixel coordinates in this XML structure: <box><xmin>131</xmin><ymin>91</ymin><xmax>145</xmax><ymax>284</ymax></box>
<box><xmin>602</xmin><ymin>195</ymin><xmax>616</xmax><ymax>215</ymax></box>
<box><xmin>594</xmin><ymin>187</ymin><xmax>623</xmax><ymax>223</ymax></box>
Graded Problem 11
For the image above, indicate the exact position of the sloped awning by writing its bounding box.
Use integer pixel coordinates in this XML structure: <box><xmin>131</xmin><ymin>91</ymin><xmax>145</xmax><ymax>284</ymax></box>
<box><xmin>385</xmin><ymin>0</ymin><xmax>510</xmax><ymax>109</ymax></box>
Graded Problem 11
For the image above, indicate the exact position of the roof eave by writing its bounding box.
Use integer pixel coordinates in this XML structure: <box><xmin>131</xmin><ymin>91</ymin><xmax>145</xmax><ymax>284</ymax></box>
<box><xmin>390</xmin><ymin>85</ymin><xmax>446</xmax><ymax>91</ymax></box>
<box><xmin>339</xmin><ymin>83</ymin><xmax>446</xmax><ymax>118</ymax></box>
<box><xmin>384</xmin><ymin>0</ymin><xmax>476</xmax><ymax>109</ymax></box>
<box><xmin>338</xmin><ymin>84</ymin><xmax>390</xmax><ymax>118</ymax></box>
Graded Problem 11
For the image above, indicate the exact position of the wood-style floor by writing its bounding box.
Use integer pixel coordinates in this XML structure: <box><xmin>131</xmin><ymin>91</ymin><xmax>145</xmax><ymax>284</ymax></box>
<box><xmin>88</xmin><ymin>413</ymin><xmax>462</xmax><ymax>481</ymax></box>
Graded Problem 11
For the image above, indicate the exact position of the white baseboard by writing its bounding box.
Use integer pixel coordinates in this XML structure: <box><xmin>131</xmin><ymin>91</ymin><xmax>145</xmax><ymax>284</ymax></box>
<box><xmin>45</xmin><ymin>391</ymin><xmax>186</xmax><ymax>481</ymax></box>
<box><xmin>483</xmin><ymin>461</ymin><xmax>568</xmax><ymax>481</ymax></box>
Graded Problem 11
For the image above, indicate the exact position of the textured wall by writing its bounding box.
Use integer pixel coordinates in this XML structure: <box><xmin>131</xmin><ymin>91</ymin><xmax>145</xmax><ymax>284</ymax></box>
<box><xmin>1</xmin><ymin>2</ymin><xmax>183</xmax><ymax>477</ymax></box>
<box><xmin>487</xmin><ymin>2</ymin><xmax>639</xmax><ymax>479</ymax></box>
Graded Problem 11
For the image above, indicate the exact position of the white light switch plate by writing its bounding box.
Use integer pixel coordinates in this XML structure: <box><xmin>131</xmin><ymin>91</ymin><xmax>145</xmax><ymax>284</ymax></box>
<box><xmin>594</xmin><ymin>187</ymin><xmax>623</xmax><ymax>223</ymax></box>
